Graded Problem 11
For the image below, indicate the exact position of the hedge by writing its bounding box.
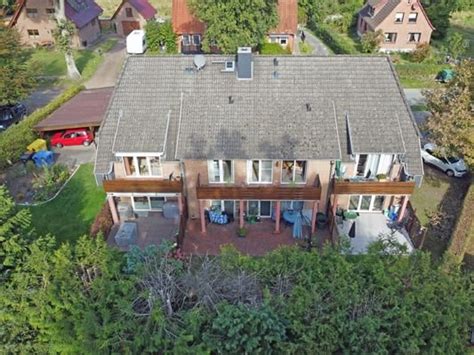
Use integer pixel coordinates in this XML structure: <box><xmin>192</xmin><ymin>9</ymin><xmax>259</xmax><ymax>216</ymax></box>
<box><xmin>309</xmin><ymin>25</ymin><xmax>358</xmax><ymax>54</ymax></box>
<box><xmin>0</xmin><ymin>85</ymin><xmax>84</xmax><ymax>169</ymax></box>
<box><xmin>445</xmin><ymin>184</ymin><xmax>474</xmax><ymax>264</ymax></box>
<box><xmin>90</xmin><ymin>201</ymin><xmax>114</xmax><ymax>239</ymax></box>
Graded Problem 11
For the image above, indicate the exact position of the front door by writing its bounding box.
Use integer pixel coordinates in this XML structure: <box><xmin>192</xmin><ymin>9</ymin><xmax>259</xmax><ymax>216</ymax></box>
<box><xmin>122</xmin><ymin>21</ymin><xmax>140</xmax><ymax>36</ymax></box>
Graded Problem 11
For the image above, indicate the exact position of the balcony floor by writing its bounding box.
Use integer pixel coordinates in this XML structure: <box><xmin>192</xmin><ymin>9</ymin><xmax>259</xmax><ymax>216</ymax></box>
<box><xmin>183</xmin><ymin>218</ymin><xmax>332</xmax><ymax>256</ymax></box>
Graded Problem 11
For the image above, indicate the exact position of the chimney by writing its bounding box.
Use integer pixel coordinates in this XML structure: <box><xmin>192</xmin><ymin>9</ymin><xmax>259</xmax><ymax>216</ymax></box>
<box><xmin>237</xmin><ymin>47</ymin><xmax>253</xmax><ymax>80</ymax></box>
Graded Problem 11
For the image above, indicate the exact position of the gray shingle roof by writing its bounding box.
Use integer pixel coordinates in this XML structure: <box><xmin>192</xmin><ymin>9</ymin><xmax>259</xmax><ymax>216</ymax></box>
<box><xmin>359</xmin><ymin>0</ymin><xmax>401</xmax><ymax>30</ymax></box>
<box><xmin>94</xmin><ymin>55</ymin><xmax>423</xmax><ymax>177</ymax></box>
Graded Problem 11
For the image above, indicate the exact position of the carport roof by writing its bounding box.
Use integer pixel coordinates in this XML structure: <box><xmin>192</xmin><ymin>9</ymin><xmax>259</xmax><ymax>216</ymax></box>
<box><xmin>34</xmin><ymin>88</ymin><xmax>113</xmax><ymax>132</ymax></box>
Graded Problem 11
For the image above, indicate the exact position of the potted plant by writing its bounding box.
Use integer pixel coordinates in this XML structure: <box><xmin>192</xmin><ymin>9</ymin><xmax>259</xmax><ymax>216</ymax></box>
<box><xmin>238</xmin><ymin>227</ymin><xmax>247</xmax><ymax>238</ymax></box>
<box><xmin>376</xmin><ymin>173</ymin><xmax>388</xmax><ymax>181</ymax></box>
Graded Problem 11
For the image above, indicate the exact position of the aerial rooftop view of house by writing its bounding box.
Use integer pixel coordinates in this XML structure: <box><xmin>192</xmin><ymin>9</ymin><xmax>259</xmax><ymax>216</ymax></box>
<box><xmin>95</xmin><ymin>49</ymin><xmax>423</xmax><ymax>254</ymax></box>
<box><xmin>357</xmin><ymin>0</ymin><xmax>434</xmax><ymax>52</ymax></box>
<box><xmin>171</xmin><ymin>0</ymin><xmax>298</xmax><ymax>53</ymax></box>
<box><xmin>111</xmin><ymin>0</ymin><xmax>156</xmax><ymax>36</ymax></box>
<box><xmin>9</xmin><ymin>0</ymin><xmax>103</xmax><ymax>48</ymax></box>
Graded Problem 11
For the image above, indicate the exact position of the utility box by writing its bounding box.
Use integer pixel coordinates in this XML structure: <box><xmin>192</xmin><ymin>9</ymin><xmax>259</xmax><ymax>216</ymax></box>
<box><xmin>126</xmin><ymin>30</ymin><xmax>147</xmax><ymax>54</ymax></box>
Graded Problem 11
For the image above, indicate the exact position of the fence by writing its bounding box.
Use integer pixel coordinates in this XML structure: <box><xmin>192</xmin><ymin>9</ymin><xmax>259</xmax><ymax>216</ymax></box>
<box><xmin>405</xmin><ymin>201</ymin><xmax>427</xmax><ymax>249</ymax></box>
<box><xmin>177</xmin><ymin>197</ymin><xmax>188</xmax><ymax>249</ymax></box>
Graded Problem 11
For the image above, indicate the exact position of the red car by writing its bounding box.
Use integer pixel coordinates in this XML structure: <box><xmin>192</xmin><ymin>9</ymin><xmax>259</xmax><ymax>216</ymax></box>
<box><xmin>50</xmin><ymin>129</ymin><xmax>94</xmax><ymax>148</ymax></box>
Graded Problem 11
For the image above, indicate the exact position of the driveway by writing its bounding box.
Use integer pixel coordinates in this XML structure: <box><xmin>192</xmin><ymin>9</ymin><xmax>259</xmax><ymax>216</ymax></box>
<box><xmin>53</xmin><ymin>145</ymin><xmax>96</xmax><ymax>169</ymax></box>
<box><xmin>294</xmin><ymin>27</ymin><xmax>330</xmax><ymax>56</ymax></box>
<box><xmin>85</xmin><ymin>39</ymin><xmax>126</xmax><ymax>89</ymax></box>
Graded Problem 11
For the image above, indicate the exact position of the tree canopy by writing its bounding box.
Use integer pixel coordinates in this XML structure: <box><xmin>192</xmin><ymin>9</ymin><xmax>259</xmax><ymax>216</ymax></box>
<box><xmin>421</xmin><ymin>0</ymin><xmax>458</xmax><ymax>39</ymax></box>
<box><xmin>188</xmin><ymin>0</ymin><xmax>279</xmax><ymax>54</ymax></box>
<box><xmin>0</xmin><ymin>25</ymin><xmax>35</xmax><ymax>105</ymax></box>
<box><xmin>424</xmin><ymin>60</ymin><xmax>474</xmax><ymax>167</ymax></box>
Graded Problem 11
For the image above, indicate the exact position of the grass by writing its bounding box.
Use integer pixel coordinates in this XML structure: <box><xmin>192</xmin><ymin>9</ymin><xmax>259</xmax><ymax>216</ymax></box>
<box><xmin>447</xmin><ymin>11</ymin><xmax>474</xmax><ymax>58</ymax></box>
<box><xmin>28</xmin><ymin>163</ymin><xmax>106</xmax><ymax>244</ymax></box>
<box><xmin>298</xmin><ymin>41</ymin><xmax>314</xmax><ymax>54</ymax></box>
<box><xmin>394</xmin><ymin>63</ymin><xmax>448</xmax><ymax>88</ymax></box>
<box><xmin>96</xmin><ymin>0</ymin><xmax>171</xmax><ymax>17</ymax></box>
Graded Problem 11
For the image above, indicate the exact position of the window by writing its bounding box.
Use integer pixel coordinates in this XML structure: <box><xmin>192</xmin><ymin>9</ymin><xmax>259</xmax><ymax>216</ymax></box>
<box><xmin>279</xmin><ymin>36</ymin><xmax>288</xmax><ymax>45</ymax></box>
<box><xmin>248</xmin><ymin>160</ymin><xmax>273</xmax><ymax>183</ymax></box>
<box><xmin>26</xmin><ymin>8</ymin><xmax>38</xmax><ymax>18</ymax></box>
<box><xmin>395</xmin><ymin>12</ymin><xmax>404</xmax><ymax>23</ymax></box>
<box><xmin>408</xmin><ymin>12</ymin><xmax>418</xmax><ymax>23</ymax></box>
<box><xmin>349</xmin><ymin>195</ymin><xmax>385</xmax><ymax>211</ymax></box>
<box><xmin>81</xmin><ymin>40</ymin><xmax>88</xmax><ymax>47</ymax></box>
<box><xmin>208</xmin><ymin>160</ymin><xmax>233</xmax><ymax>183</ymax></box>
<box><xmin>132</xmin><ymin>196</ymin><xmax>149</xmax><ymax>210</ymax></box>
<box><xmin>132</xmin><ymin>196</ymin><xmax>167</xmax><ymax>211</ymax></box>
<box><xmin>125</xmin><ymin>7</ymin><xmax>133</xmax><ymax>17</ymax></box>
<box><xmin>46</xmin><ymin>8</ymin><xmax>55</xmax><ymax>16</ymax></box>
<box><xmin>247</xmin><ymin>201</ymin><xmax>272</xmax><ymax>218</ymax></box>
<box><xmin>384</xmin><ymin>32</ymin><xmax>397</xmax><ymax>43</ymax></box>
<box><xmin>281</xmin><ymin>160</ymin><xmax>306</xmax><ymax>183</ymax></box>
<box><xmin>355</xmin><ymin>154</ymin><xmax>393</xmax><ymax>178</ymax></box>
<box><xmin>27</xmin><ymin>29</ymin><xmax>39</xmax><ymax>39</ymax></box>
<box><xmin>182</xmin><ymin>34</ymin><xmax>190</xmax><ymax>46</ymax></box>
<box><xmin>356</xmin><ymin>154</ymin><xmax>368</xmax><ymax>176</ymax></box>
<box><xmin>408</xmin><ymin>32</ymin><xmax>421</xmax><ymax>43</ymax></box>
<box><xmin>211</xmin><ymin>200</ymin><xmax>235</xmax><ymax>215</ymax></box>
<box><xmin>368</xmin><ymin>6</ymin><xmax>374</xmax><ymax>17</ymax></box>
<box><xmin>193</xmin><ymin>34</ymin><xmax>201</xmax><ymax>45</ymax></box>
<box><xmin>123</xmin><ymin>156</ymin><xmax>162</xmax><ymax>177</ymax></box>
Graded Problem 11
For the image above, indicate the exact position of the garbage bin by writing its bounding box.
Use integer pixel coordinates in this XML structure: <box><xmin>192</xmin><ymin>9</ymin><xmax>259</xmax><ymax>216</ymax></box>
<box><xmin>316</xmin><ymin>212</ymin><xmax>328</xmax><ymax>229</ymax></box>
<box><xmin>32</xmin><ymin>150</ymin><xmax>54</xmax><ymax>168</ymax></box>
<box><xmin>27</xmin><ymin>139</ymin><xmax>47</xmax><ymax>152</ymax></box>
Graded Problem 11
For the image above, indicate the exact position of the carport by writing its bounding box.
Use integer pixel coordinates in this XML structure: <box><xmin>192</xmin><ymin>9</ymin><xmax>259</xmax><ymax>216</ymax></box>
<box><xmin>34</xmin><ymin>87</ymin><xmax>113</xmax><ymax>134</ymax></box>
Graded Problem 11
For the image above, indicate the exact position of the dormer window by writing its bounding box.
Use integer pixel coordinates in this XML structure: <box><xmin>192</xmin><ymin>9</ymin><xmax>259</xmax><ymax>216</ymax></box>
<box><xmin>395</xmin><ymin>12</ymin><xmax>404</xmax><ymax>23</ymax></box>
<box><xmin>408</xmin><ymin>12</ymin><xmax>418</xmax><ymax>23</ymax></box>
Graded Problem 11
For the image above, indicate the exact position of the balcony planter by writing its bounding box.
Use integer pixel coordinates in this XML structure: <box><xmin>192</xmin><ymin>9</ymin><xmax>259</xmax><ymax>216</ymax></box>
<box><xmin>376</xmin><ymin>174</ymin><xmax>388</xmax><ymax>182</ymax></box>
<box><xmin>238</xmin><ymin>227</ymin><xmax>247</xmax><ymax>238</ymax></box>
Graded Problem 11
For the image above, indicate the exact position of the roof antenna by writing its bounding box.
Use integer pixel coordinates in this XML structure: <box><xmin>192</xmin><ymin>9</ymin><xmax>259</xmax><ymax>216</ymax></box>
<box><xmin>228</xmin><ymin>96</ymin><xmax>234</xmax><ymax>104</ymax></box>
<box><xmin>306</xmin><ymin>103</ymin><xmax>312</xmax><ymax>112</ymax></box>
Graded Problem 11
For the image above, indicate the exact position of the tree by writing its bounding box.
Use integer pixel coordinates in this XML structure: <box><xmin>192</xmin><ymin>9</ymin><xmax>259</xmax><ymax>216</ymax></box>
<box><xmin>52</xmin><ymin>19</ymin><xmax>81</xmax><ymax>80</ymax></box>
<box><xmin>145</xmin><ymin>21</ymin><xmax>177</xmax><ymax>54</ymax></box>
<box><xmin>424</xmin><ymin>60</ymin><xmax>474</xmax><ymax>167</ymax></box>
<box><xmin>188</xmin><ymin>0</ymin><xmax>278</xmax><ymax>54</ymax></box>
<box><xmin>0</xmin><ymin>25</ymin><xmax>36</xmax><ymax>104</ymax></box>
<box><xmin>447</xmin><ymin>32</ymin><xmax>470</xmax><ymax>60</ymax></box>
<box><xmin>360</xmin><ymin>30</ymin><xmax>383</xmax><ymax>53</ymax></box>
<box><xmin>0</xmin><ymin>0</ymin><xmax>16</xmax><ymax>16</ymax></box>
<box><xmin>421</xmin><ymin>0</ymin><xmax>458</xmax><ymax>39</ymax></box>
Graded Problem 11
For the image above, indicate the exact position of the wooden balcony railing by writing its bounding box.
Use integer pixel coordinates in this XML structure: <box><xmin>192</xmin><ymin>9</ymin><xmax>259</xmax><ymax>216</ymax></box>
<box><xmin>196</xmin><ymin>174</ymin><xmax>322</xmax><ymax>200</ymax></box>
<box><xmin>103</xmin><ymin>178</ymin><xmax>183</xmax><ymax>193</ymax></box>
<box><xmin>332</xmin><ymin>178</ymin><xmax>415</xmax><ymax>195</ymax></box>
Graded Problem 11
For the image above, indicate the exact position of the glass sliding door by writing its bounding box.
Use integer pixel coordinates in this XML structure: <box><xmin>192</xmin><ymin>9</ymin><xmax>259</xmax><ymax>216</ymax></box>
<box><xmin>348</xmin><ymin>195</ymin><xmax>385</xmax><ymax>212</ymax></box>
<box><xmin>247</xmin><ymin>201</ymin><xmax>273</xmax><ymax>218</ymax></box>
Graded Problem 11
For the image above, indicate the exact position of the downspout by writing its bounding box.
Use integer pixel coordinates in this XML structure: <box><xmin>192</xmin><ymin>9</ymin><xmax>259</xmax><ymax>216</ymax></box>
<box><xmin>326</xmin><ymin>160</ymin><xmax>335</xmax><ymax>216</ymax></box>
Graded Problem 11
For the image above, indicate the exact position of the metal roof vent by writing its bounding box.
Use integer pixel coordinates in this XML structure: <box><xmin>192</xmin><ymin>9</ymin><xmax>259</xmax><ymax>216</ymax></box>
<box><xmin>273</xmin><ymin>58</ymin><xmax>279</xmax><ymax>66</ymax></box>
<box><xmin>193</xmin><ymin>54</ymin><xmax>206</xmax><ymax>71</ymax></box>
<box><xmin>228</xmin><ymin>96</ymin><xmax>234</xmax><ymax>104</ymax></box>
<box><xmin>306</xmin><ymin>103</ymin><xmax>312</xmax><ymax>112</ymax></box>
<box><xmin>237</xmin><ymin>47</ymin><xmax>253</xmax><ymax>80</ymax></box>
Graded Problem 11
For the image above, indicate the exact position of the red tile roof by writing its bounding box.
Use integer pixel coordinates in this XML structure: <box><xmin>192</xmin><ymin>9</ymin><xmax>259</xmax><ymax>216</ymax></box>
<box><xmin>112</xmin><ymin>0</ymin><xmax>157</xmax><ymax>20</ymax></box>
<box><xmin>272</xmin><ymin>0</ymin><xmax>298</xmax><ymax>35</ymax></box>
<box><xmin>172</xmin><ymin>0</ymin><xmax>205</xmax><ymax>34</ymax></box>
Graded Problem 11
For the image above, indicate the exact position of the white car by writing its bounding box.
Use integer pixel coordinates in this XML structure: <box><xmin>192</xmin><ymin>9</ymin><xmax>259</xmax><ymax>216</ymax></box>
<box><xmin>421</xmin><ymin>143</ymin><xmax>468</xmax><ymax>177</ymax></box>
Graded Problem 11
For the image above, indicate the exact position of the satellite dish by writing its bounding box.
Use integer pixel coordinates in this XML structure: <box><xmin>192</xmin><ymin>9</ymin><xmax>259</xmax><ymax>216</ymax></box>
<box><xmin>193</xmin><ymin>55</ymin><xmax>206</xmax><ymax>70</ymax></box>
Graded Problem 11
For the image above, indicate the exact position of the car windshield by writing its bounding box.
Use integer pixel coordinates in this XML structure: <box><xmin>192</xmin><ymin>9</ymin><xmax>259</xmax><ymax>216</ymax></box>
<box><xmin>447</xmin><ymin>157</ymin><xmax>460</xmax><ymax>164</ymax></box>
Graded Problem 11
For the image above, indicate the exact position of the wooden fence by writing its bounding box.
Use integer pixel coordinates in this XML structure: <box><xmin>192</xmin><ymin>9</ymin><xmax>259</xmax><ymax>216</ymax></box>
<box><xmin>177</xmin><ymin>197</ymin><xmax>188</xmax><ymax>249</ymax></box>
<box><xmin>405</xmin><ymin>201</ymin><xmax>427</xmax><ymax>249</ymax></box>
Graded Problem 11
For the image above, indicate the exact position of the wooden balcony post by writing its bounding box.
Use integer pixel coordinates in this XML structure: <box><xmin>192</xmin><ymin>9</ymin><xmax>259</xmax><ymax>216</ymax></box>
<box><xmin>398</xmin><ymin>195</ymin><xmax>409</xmax><ymax>222</ymax></box>
<box><xmin>239</xmin><ymin>200</ymin><xmax>245</xmax><ymax>229</ymax></box>
<box><xmin>108</xmin><ymin>195</ymin><xmax>119</xmax><ymax>224</ymax></box>
<box><xmin>274</xmin><ymin>201</ymin><xmax>281</xmax><ymax>234</ymax></box>
<box><xmin>311</xmin><ymin>201</ymin><xmax>319</xmax><ymax>234</ymax></box>
<box><xmin>177</xmin><ymin>194</ymin><xmax>183</xmax><ymax>216</ymax></box>
<box><xmin>199</xmin><ymin>200</ymin><xmax>206</xmax><ymax>233</ymax></box>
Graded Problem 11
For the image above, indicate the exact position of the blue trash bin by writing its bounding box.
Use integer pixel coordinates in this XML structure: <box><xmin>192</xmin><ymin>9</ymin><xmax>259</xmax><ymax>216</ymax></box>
<box><xmin>32</xmin><ymin>150</ymin><xmax>54</xmax><ymax>168</ymax></box>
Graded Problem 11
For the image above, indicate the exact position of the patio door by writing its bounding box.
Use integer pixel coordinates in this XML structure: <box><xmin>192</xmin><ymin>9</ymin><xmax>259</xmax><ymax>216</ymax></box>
<box><xmin>210</xmin><ymin>200</ymin><xmax>235</xmax><ymax>216</ymax></box>
<box><xmin>132</xmin><ymin>196</ymin><xmax>166</xmax><ymax>211</ymax></box>
<box><xmin>348</xmin><ymin>195</ymin><xmax>385</xmax><ymax>212</ymax></box>
<box><xmin>247</xmin><ymin>200</ymin><xmax>273</xmax><ymax>218</ymax></box>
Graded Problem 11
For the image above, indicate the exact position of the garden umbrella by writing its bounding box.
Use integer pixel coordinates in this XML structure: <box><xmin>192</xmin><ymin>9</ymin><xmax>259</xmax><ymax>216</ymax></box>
<box><xmin>293</xmin><ymin>211</ymin><xmax>303</xmax><ymax>239</ymax></box>
<box><xmin>348</xmin><ymin>221</ymin><xmax>356</xmax><ymax>238</ymax></box>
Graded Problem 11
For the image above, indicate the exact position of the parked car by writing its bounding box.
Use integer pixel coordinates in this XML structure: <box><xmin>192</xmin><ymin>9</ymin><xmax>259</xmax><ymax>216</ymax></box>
<box><xmin>421</xmin><ymin>143</ymin><xmax>468</xmax><ymax>177</ymax></box>
<box><xmin>0</xmin><ymin>103</ymin><xmax>27</xmax><ymax>131</ymax></box>
<box><xmin>50</xmin><ymin>129</ymin><xmax>94</xmax><ymax>148</ymax></box>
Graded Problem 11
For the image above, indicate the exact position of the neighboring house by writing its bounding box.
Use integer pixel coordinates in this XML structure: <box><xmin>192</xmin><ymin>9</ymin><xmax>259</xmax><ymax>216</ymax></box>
<box><xmin>171</xmin><ymin>0</ymin><xmax>298</xmax><ymax>54</ymax></box>
<box><xmin>111</xmin><ymin>0</ymin><xmax>156</xmax><ymax>37</ymax></box>
<box><xmin>94</xmin><ymin>49</ymin><xmax>423</xmax><ymax>253</ymax></box>
<box><xmin>357</xmin><ymin>0</ymin><xmax>434</xmax><ymax>52</ymax></box>
<box><xmin>9</xmin><ymin>0</ymin><xmax>102</xmax><ymax>48</ymax></box>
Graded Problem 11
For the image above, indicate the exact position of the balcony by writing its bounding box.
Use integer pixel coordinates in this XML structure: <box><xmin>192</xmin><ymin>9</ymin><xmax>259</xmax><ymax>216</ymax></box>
<box><xmin>103</xmin><ymin>178</ymin><xmax>183</xmax><ymax>193</ymax></box>
<box><xmin>332</xmin><ymin>178</ymin><xmax>415</xmax><ymax>195</ymax></box>
<box><xmin>196</xmin><ymin>174</ymin><xmax>322</xmax><ymax>200</ymax></box>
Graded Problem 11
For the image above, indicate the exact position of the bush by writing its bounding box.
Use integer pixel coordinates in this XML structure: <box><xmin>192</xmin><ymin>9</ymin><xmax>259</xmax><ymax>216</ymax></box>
<box><xmin>145</xmin><ymin>21</ymin><xmax>177</xmax><ymax>54</ymax></box>
<box><xmin>0</xmin><ymin>85</ymin><xmax>83</xmax><ymax>169</ymax></box>
<box><xmin>32</xmin><ymin>163</ymin><xmax>70</xmax><ymax>202</ymax></box>
<box><xmin>360</xmin><ymin>30</ymin><xmax>383</xmax><ymax>53</ymax></box>
<box><xmin>258</xmin><ymin>42</ymin><xmax>292</xmax><ymax>55</ymax></box>
<box><xmin>310</xmin><ymin>25</ymin><xmax>358</xmax><ymax>54</ymax></box>
<box><xmin>90</xmin><ymin>201</ymin><xmax>114</xmax><ymax>239</ymax></box>
<box><xmin>410</xmin><ymin>43</ymin><xmax>432</xmax><ymax>63</ymax></box>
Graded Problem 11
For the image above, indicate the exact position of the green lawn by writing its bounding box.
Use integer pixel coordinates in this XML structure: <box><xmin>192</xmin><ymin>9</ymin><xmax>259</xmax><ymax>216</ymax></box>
<box><xmin>28</xmin><ymin>163</ymin><xmax>106</xmax><ymax>244</ymax></box>
<box><xmin>447</xmin><ymin>11</ymin><xmax>474</xmax><ymax>58</ymax></box>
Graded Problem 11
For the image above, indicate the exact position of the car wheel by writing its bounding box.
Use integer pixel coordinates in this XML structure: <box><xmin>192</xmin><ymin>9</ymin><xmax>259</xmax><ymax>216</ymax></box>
<box><xmin>55</xmin><ymin>143</ymin><xmax>63</xmax><ymax>148</ymax></box>
<box><xmin>83</xmin><ymin>140</ymin><xmax>90</xmax><ymax>146</ymax></box>
<box><xmin>446</xmin><ymin>169</ymin><xmax>454</xmax><ymax>177</ymax></box>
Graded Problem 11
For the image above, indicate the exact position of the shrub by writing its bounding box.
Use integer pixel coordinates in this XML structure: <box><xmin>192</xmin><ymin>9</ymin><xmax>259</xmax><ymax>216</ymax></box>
<box><xmin>410</xmin><ymin>43</ymin><xmax>432</xmax><ymax>63</ymax></box>
<box><xmin>258</xmin><ymin>42</ymin><xmax>292</xmax><ymax>55</ymax></box>
<box><xmin>360</xmin><ymin>30</ymin><xmax>383</xmax><ymax>53</ymax></box>
<box><xmin>32</xmin><ymin>163</ymin><xmax>70</xmax><ymax>202</ymax></box>
<box><xmin>0</xmin><ymin>85</ymin><xmax>83</xmax><ymax>169</ymax></box>
<box><xmin>145</xmin><ymin>21</ymin><xmax>177</xmax><ymax>54</ymax></box>
<box><xmin>298</xmin><ymin>41</ymin><xmax>313</xmax><ymax>54</ymax></box>
<box><xmin>310</xmin><ymin>25</ymin><xmax>358</xmax><ymax>54</ymax></box>
<box><xmin>90</xmin><ymin>201</ymin><xmax>114</xmax><ymax>239</ymax></box>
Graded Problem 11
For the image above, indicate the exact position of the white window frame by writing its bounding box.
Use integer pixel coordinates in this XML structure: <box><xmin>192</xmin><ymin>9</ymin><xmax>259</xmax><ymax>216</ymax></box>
<box><xmin>27</xmin><ymin>29</ymin><xmax>39</xmax><ymax>39</ymax></box>
<box><xmin>208</xmin><ymin>160</ymin><xmax>234</xmax><ymax>183</ymax></box>
<box><xmin>281</xmin><ymin>160</ymin><xmax>307</xmax><ymax>184</ymax></box>
<box><xmin>395</xmin><ymin>12</ymin><xmax>404</xmax><ymax>23</ymax></box>
<box><xmin>354</xmin><ymin>154</ymin><xmax>393</xmax><ymax>178</ymax></box>
<box><xmin>210</xmin><ymin>200</ymin><xmax>236</xmax><ymax>215</ymax></box>
<box><xmin>182</xmin><ymin>34</ymin><xmax>190</xmax><ymax>46</ymax></box>
<box><xmin>247</xmin><ymin>160</ymin><xmax>273</xmax><ymax>184</ymax></box>
<box><xmin>121</xmin><ymin>154</ymin><xmax>163</xmax><ymax>178</ymax></box>
<box><xmin>348</xmin><ymin>195</ymin><xmax>385</xmax><ymax>212</ymax></box>
<box><xmin>384</xmin><ymin>32</ymin><xmax>397</xmax><ymax>43</ymax></box>
<box><xmin>408</xmin><ymin>12</ymin><xmax>418</xmax><ymax>23</ymax></box>
<box><xmin>408</xmin><ymin>32</ymin><xmax>421</xmax><ymax>43</ymax></box>
<box><xmin>131</xmin><ymin>195</ymin><xmax>167</xmax><ymax>211</ymax></box>
<box><xmin>192</xmin><ymin>34</ymin><xmax>201</xmax><ymax>45</ymax></box>
<box><xmin>247</xmin><ymin>200</ymin><xmax>273</xmax><ymax>218</ymax></box>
